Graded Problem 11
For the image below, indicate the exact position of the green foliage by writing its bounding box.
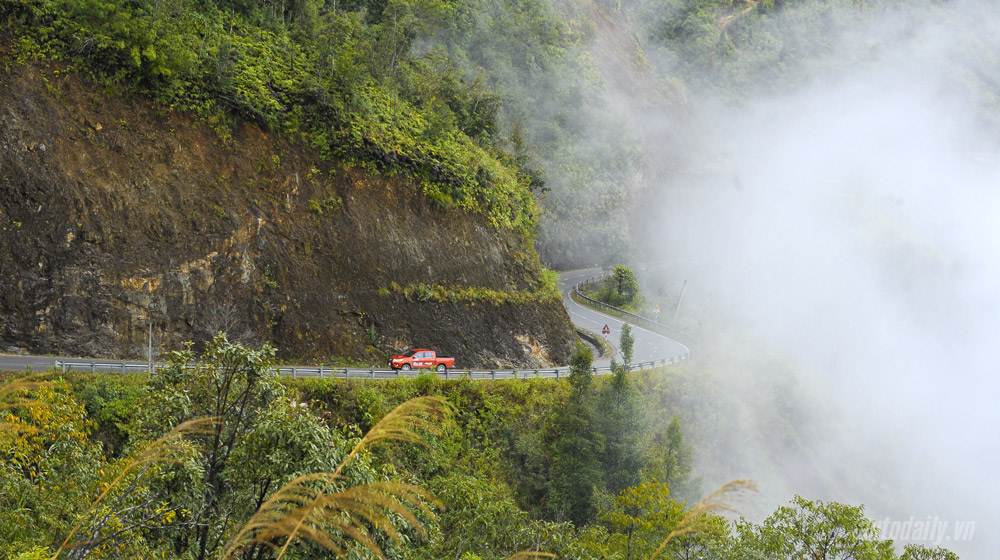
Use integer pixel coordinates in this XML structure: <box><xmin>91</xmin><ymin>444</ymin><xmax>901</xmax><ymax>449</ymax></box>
<box><xmin>653</xmin><ymin>513</ymin><xmax>733</xmax><ymax>560</ymax></box>
<box><xmin>545</xmin><ymin>344</ymin><xmax>604</xmax><ymax>525</ymax></box>
<box><xmin>2</xmin><ymin>0</ymin><xmax>540</xmax><ymax>232</ymax></box>
<box><xmin>539</xmin><ymin>268</ymin><xmax>560</xmax><ymax>299</ymax></box>
<box><xmin>568</xmin><ymin>343</ymin><xmax>595</xmax><ymax>396</ymax></box>
<box><xmin>10</xmin><ymin>546</ymin><xmax>53</xmax><ymax>560</ymax></box>
<box><xmin>612</xmin><ymin>265</ymin><xmax>640</xmax><ymax>303</ymax></box>
<box><xmin>734</xmin><ymin>495</ymin><xmax>898</xmax><ymax>559</ymax></box>
<box><xmin>384</xmin><ymin>274</ymin><xmax>560</xmax><ymax>305</ymax></box>
<box><xmin>1</xmin><ymin>0</ymin><xmax>654</xmax><ymax>261</ymax></box>
<box><xmin>901</xmin><ymin>545</ymin><xmax>961</xmax><ymax>560</ymax></box>
<box><xmin>641</xmin><ymin>0</ymin><xmax>970</xmax><ymax>105</ymax></box>
<box><xmin>620</xmin><ymin>323</ymin><xmax>635</xmax><ymax>368</ymax></box>
<box><xmin>68</xmin><ymin>373</ymin><xmax>148</xmax><ymax>456</ymax></box>
<box><xmin>420</xmin><ymin>473</ymin><xmax>581</xmax><ymax>560</ymax></box>
<box><xmin>439</xmin><ymin>0</ymin><xmax>637</xmax><ymax>265</ymax></box>
<box><xmin>223</xmin><ymin>395</ymin><xmax>450</xmax><ymax>560</ymax></box>
<box><xmin>601</xmin><ymin>482</ymin><xmax>685</xmax><ymax>560</ymax></box>
<box><xmin>127</xmin><ymin>334</ymin><xmax>362</xmax><ymax>559</ymax></box>
<box><xmin>598</xmin><ymin>345</ymin><xmax>644</xmax><ymax>494</ymax></box>
<box><xmin>0</xmin><ymin>380</ymin><xmax>104</xmax><ymax>557</ymax></box>
<box><xmin>2</xmin><ymin>367</ymin><xmax>963</xmax><ymax>560</ymax></box>
<box><xmin>54</xmin><ymin>417</ymin><xmax>213</xmax><ymax>559</ymax></box>
<box><xmin>585</xmin><ymin>266</ymin><xmax>642</xmax><ymax>309</ymax></box>
<box><xmin>306</xmin><ymin>195</ymin><xmax>343</xmax><ymax>215</ymax></box>
<box><xmin>644</xmin><ymin>415</ymin><xmax>695</xmax><ymax>499</ymax></box>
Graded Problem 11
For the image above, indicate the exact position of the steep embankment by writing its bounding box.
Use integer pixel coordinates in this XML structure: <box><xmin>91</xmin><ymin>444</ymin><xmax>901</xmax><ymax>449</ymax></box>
<box><xmin>0</xmin><ymin>62</ymin><xmax>575</xmax><ymax>366</ymax></box>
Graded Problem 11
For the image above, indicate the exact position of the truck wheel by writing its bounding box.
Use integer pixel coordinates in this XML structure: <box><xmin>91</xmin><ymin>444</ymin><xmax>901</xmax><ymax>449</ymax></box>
<box><xmin>402</xmin><ymin>364</ymin><xmax>411</xmax><ymax>371</ymax></box>
<box><xmin>436</xmin><ymin>364</ymin><xmax>446</xmax><ymax>373</ymax></box>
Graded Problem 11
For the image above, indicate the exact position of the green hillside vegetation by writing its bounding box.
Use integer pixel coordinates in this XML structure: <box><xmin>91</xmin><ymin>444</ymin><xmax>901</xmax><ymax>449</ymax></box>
<box><xmin>382</xmin><ymin>269</ymin><xmax>559</xmax><ymax>305</ymax></box>
<box><xmin>1</xmin><ymin>336</ymin><xmax>958</xmax><ymax>559</ymax></box>
<box><xmin>639</xmin><ymin>0</ymin><xmax>1000</xmax><ymax>113</ymax></box>
<box><xmin>0</xmin><ymin>0</ymin><xmax>646</xmax><ymax>263</ymax></box>
<box><xmin>0</xmin><ymin>1</ymin><xmax>983</xmax><ymax>555</ymax></box>
<box><xmin>2</xmin><ymin>0</ymin><xmax>549</xmax><ymax>231</ymax></box>
<box><xmin>4</xmin><ymin>0</ymin><xmax>997</xmax><ymax>263</ymax></box>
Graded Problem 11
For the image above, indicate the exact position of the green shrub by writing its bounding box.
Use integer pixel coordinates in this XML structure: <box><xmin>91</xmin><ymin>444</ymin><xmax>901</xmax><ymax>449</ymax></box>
<box><xmin>382</xmin><ymin>277</ymin><xmax>561</xmax><ymax>306</ymax></box>
<box><xmin>307</xmin><ymin>195</ymin><xmax>343</xmax><ymax>215</ymax></box>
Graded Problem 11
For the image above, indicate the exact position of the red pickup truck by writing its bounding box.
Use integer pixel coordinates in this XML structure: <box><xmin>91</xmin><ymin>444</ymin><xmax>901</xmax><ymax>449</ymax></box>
<box><xmin>389</xmin><ymin>349</ymin><xmax>456</xmax><ymax>372</ymax></box>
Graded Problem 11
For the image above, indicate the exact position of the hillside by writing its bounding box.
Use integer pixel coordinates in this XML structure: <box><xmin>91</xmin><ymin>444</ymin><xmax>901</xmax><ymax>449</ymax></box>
<box><xmin>1</xmin><ymin>345</ymin><xmax>962</xmax><ymax>559</ymax></box>
<box><xmin>0</xmin><ymin>58</ymin><xmax>575</xmax><ymax>366</ymax></box>
<box><xmin>0</xmin><ymin>0</ymin><xmax>991</xmax><ymax>557</ymax></box>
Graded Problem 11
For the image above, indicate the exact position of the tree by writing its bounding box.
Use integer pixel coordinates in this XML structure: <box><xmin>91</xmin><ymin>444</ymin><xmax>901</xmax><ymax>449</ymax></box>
<box><xmin>223</xmin><ymin>396</ymin><xmax>450</xmax><ymax>559</ymax></box>
<box><xmin>155</xmin><ymin>335</ymin><xmax>282</xmax><ymax>560</ymax></box>
<box><xmin>0</xmin><ymin>379</ymin><xmax>106</xmax><ymax>558</ymax></box>
<box><xmin>620</xmin><ymin>323</ymin><xmax>635</xmax><ymax>368</ymax></box>
<box><xmin>734</xmin><ymin>496</ymin><xmax>898</xmax><ymax>560</ymax></box>
<box><xmin>0</xmin><ymin>376</ymin><xmax>190</xmax><ymax>559</ymax></box>
<box><xmin>55</xmin><ymin>418</ymin><xmax>212</xmax><ymax>560</ymax></box>
<box><xmin>545</xmin><ymin>344</ymin><xmax>604</xmax><ymax>525</ymax></box>
<box><xmin>602</xmin><ymin>482</ymin><xmax>684</xmax><ymax>560</ymax></box>
<box><xmin>425</xmin><ymin>474</ymin><xmax>537</xmax><ymax>559</ymax></box>
<box><xmin>568</xmin><ymin>343</ymin><xmax>596</xmax><ymax>397</ymax></box>
<box><xmin>598</xmin><ymin>324</ymin><xmax>644</xmax><ymax>494</ymax></box>
<box><xmin>602</xmin><ymin>480</ymin><xmax>736</xmax><ymax>560</ymax></box>
<box><xmin>611</xmin><ymin>265</ymin><xmax>640</xmax><ymax>305</ymax></box>
<box><xmin>128</xmin><ymin>334</ymin><xmax>342</xmax><ymax>560</ymax></box>
<box><xmin>666</xmin><ymin>516</ymin><xmax>734</xmax><ymax>560</ymax></box>
<box><xmin>646</xmin><ymin>416</ymin><xmax>694</xmax><ymax>499</ymax></box>
<box><xmin>900</xmin><ymin>545</ymin><xmax>960</xmax><ymax>560</ymax></box>
<box><xmin>421</xmin><ymin>473</ymin><xmax>580</xmax><ymax>560</ymax></box>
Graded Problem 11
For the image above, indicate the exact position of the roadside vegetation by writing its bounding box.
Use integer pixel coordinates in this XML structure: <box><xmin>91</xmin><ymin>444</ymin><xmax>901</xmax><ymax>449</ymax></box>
<box><xmin>381</xmin><ymin>270</ymin><xmax>560</xmax><ymax>306</ymax></box>
<box><xmin>582</xmin><ymin>265</ymin><xmax>642</xmax><ymax>311</ymax></box>
<box><xmin>1</xmin><ymin>332</ymin><xmax>959</xmax><ymax>559</ymax></box>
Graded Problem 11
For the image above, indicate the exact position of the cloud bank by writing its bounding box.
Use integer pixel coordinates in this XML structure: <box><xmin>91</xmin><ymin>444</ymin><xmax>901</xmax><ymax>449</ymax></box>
<box><xmin>634</xmin><ymin>1</ymin><xmax>1000</xmax><ymax>556</ymax></box>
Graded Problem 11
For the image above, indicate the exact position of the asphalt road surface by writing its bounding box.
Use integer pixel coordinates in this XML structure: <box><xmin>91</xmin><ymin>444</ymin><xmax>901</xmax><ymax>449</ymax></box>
<box><xmin>558</xmin><ymin>268</ymin><xmax>690</xmax><ymax>367</ymax></box>
<box><xmin>0</xmin><ymin>353</ymin><xmax>153</xmax><ymax>373</ymax></box>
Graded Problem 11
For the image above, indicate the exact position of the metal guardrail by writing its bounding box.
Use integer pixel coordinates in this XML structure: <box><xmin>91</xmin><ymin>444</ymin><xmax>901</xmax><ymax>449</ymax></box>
<box><xmin>53</xmin><ymin>357</ymin><xmax>688</xmax><ymax>380</ymax></box>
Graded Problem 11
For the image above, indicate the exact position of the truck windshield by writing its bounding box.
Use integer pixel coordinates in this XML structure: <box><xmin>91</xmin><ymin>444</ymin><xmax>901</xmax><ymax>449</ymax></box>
<box><xmin>403</xmin><ymin>350</ymin><xmax>415</xmax><ymax>357</ymax></box>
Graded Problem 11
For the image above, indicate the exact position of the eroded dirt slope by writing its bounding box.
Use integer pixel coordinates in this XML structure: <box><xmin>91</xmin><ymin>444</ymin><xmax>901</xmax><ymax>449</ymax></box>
<box><xmin>0</xmin><ymin>62</ymin><xmax>576</xmax><ymax>367</ymax></box>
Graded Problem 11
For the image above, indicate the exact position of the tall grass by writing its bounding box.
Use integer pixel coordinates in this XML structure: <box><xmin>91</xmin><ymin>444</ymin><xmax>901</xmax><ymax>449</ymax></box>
<box><xmin>224</xmin><ymin>395</ymin><xmax>452</xmax><ymax>559</ymax></box>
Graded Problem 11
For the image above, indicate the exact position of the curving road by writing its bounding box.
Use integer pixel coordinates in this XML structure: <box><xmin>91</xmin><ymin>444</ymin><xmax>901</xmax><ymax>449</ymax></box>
<box><xmin>558</xmin><ymin>268</ymin><xmax>690</xmax><ymax>367</ymax></box>
<box><xmin>0</xmin><ymin>269</ymin><xmax>689</xmax><ymax>376</ymax></box>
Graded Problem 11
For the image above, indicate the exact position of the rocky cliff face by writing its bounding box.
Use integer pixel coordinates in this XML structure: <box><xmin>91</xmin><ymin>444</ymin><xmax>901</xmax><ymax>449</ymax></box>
<box><xmin>0</xmin><ymin>62</ymin><xmax>576</xmax><ymax>367</ymax></box>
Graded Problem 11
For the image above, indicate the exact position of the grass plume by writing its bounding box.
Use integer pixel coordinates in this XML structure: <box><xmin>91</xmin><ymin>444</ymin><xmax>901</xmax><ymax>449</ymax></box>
<box><xmin>334</xmin><ymin>395</ymin><xmax>451</xmax><ymax>477</ymax></box>
<box><xmin>224</xmin><ymin>476</ymin><xmax>438</xmax><ymax>559</ymax></box>
<box><xmin>647</xmin><ymin>479</ymin><xmax>758</xmax><ymax>560</ymax></box>
<box><xmin>224</xmin><ymin>396</ymin><xmax>452</xmax><ymax>559</ymax></box>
